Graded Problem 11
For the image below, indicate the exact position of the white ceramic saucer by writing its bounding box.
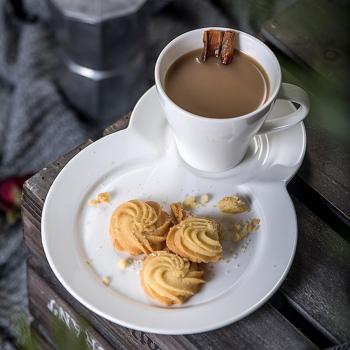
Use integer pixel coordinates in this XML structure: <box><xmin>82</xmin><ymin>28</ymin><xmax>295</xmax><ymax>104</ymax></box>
<box><xmin>42</xmin><ymin>86</ymin><xmax>306</xmax><ymax>334</ymax></box>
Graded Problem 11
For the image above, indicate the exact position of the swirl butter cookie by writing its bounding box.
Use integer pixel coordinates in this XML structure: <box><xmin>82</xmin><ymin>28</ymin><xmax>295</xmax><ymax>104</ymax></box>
<box><xmin>166</xmin><ymin>217</ymin><xmax>222</xmax><ymax>263</ymax></box>
<box><xmin>109</xmin><ymin>200</ymin><xmax>172</xmax><ymax>255</ymax></box>
<box><xmin>141</xmin><ymin>251</ymin><xmax>205</xmax><ymax>305</ymax></box>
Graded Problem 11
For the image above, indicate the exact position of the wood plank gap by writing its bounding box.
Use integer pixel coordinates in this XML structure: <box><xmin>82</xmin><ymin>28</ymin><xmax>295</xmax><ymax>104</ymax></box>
<box><xmin>22</xmin><ymin>188</ymin><xmax>44</xmax><ymax>211</ymax></box>
<box><xmin>22</xmin><ymin>199</ymin><xmax>42</xmax><ymax>224</ymax></box>
<box><xmin>288</xmin><ymin>176</ymin><xmax>350</xmax><ymax>242</ymax></box>
<box><xmin>31</xmin><ymin>322</ymin><xmax>59</xmax><ymax>350</ymax></box>
<box><xmin>271</xmin><ymin>291</ymin><xmax>335</xmax><ymax>348</ymax></box>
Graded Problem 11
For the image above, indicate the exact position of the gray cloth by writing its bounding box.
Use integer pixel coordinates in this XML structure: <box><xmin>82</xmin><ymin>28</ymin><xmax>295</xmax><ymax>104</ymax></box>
<box><xmin>0</xmin><ymin>0</ymin><xmax>229</xmax><ymax>347</ymax></box>
<box><xmin>0</xmin><ymin>0</ymin><xmax>91</xmax><ymax>347</ymax></box>
<box><xmin>0</xmin><ymin>0</ymin><xmax>90</xmax><ymax>180</ymax></box>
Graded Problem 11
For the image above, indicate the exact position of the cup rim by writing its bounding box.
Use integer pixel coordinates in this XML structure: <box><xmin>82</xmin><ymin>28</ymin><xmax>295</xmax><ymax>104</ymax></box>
<box><xmin>154</xmin><ymin>27</ymin><xmax>282</xmax><ymax>123</ymax></box>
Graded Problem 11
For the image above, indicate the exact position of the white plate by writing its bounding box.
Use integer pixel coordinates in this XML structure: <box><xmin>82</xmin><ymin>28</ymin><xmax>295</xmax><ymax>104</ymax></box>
<box><xmin>42</xmin><ymin>86</ymin><xmax>306</xmax><ymax>334</ymax></box>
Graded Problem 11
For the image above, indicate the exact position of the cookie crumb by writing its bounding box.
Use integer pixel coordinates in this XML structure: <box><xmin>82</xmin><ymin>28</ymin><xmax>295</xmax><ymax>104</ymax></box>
<box><xmin>183</xmin><ymin>196</ymin><xmax>196</xmax><ymax>209</ymax></box>
<box><xmin>232</xmin><ymin>218</ymin><xmax>260</xmax><ymax>242</ymax></box>
<box><xmin>89</xmin><ymin>192</ymin><xmax>111</xmax><ymax>205</ymax></box>
<box><xmin>102</xmin><ymin>276</ymin><xmax>110</xmax><ymax>286</ymax></box>
<box><xmin>218</xmin><ymin>228</ymin><xmax>225</xmax><ymax>241</ymax></box>
<box><xmin>200</xmin><ymin>194</ymin><xmax>210</xmax><ymax>205</ymax></box>
<box><xmin>97</xmin><ymin>192</ymin><xmax>110</xmax><ymax>203</ymax></box>
<box><xmin>118</xmin><ymin>258</ymin><xmax>132</xmax><ymax>270</ymax></box>
<box><xmin>218</xmin><ymin>196</ymin><xmax>249</xmax><ymax>214</ymax></box>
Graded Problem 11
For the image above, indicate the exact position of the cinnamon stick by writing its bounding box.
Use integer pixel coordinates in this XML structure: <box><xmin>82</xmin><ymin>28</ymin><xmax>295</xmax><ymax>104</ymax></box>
<box><xmin>220</xmin><ymin>31</ymin><xmax>235</xmax><ymax>65</ymax></box>
<box><xmin>201</xmin><ymin>30</ymin><xmax>224</xmax><ymax>62</ymax></box>
<box><xmin>201</xmin><ymin>29</ymin><xmax>236</xmax><ymax>64</ymax></box>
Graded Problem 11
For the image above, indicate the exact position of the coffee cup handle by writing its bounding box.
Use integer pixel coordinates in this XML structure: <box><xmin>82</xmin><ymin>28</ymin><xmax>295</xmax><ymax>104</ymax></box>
<box><xmin>258</xmin><ymin>83</ymin><xmax>310</xmax><ymax>134</ymax></box>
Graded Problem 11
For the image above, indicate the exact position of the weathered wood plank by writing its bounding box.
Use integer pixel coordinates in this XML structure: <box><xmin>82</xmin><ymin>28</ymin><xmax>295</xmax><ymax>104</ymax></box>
<box><xmin>32</xmin><ymin>330</ymin><xmax>53</xmax><ymax>350</ymax></box>
<box><xmin>282</xmin><ymin>197</ymin><xmax>350</xmax><ymax>343</ymax></box>
<box><xmin>31</xmin><ymin>323</ymin><xmax>57</xmax><ymax>350</ymax></box>
<box><xmin>21</xmin><ymin>114</ymin><xmax>349</xmax><ymax>346</ymax></box>
<box><xmin>24</xmin><ymin>140</ymin><xmax>93</xmax><ymax>206</ymax></box>
<box><xmin>285</xmin><ymin>70</ymin><xmax>350</xmax><ymax>222</ymax></box>
<box><xmin>28</xmin><ymin>259</ymin><xmax>116</xmax><ymax>350</ymax></box>
<box><xmin>261</xmin><ymin>0</ymin><xmax>350</xmax><ymax>220</ymax></box>
<box><xmin>28</xmin><ymin>257</ymin><xmax>317</xmax><ymax>350</ymax></box>
<box><xmin>261</xmin><ymin>0</ymin><xmax>350</xmax><ymax>91</ymax></box>
<box><xmin>22</xmin><ymin>203</ymin><xmax>45</xmax><ymax>261</ymax></box>
<box><xmin>22</xmin><ymin>140</ymin><xmax>93</xmax><ymax>260</ymax></box>
<box><xmin>103</xmin><ymin>113</ymin><xmax>131</xmax><ymax>136</ymax></box>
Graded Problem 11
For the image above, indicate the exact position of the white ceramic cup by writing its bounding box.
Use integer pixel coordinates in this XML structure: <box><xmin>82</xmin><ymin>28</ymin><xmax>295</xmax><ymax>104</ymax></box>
<box><xmin>155</xmin><ymin>27</ymin><xmax>310</xmax><ymax>172</ymax></box>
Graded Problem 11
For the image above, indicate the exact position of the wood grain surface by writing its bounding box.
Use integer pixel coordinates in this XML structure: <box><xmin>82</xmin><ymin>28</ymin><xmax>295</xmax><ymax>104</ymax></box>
<box><xmin>261</xmin><ymin>0</ymin><xmax>350</xmax><ymax>221</ymax></box>
<box><xmin>31</xmin><ymin>326</ymin><xmax>54</xmax><ymax>350</ymax></box>
<box><xmin>281</xmin><ymin>197</ymin><xmax>350</xmax><ymax>343</ymax></box>
<box><xmin>261</xmin><ymin>0</ymin><xmax>350</xmax><ymax>90</ymax></box>
<box><xmin>22</xmin><ymin>114</ymin><xmax>350</xmax><ymax>347</ymax></box>
<box><xmin>31</xmin><ymin>322</ymin><xmax>60</xmax><ymax>350</ymax></box>
<box><xmin>28</xmin><ymin>260</ymin><xmax>115</xmax><ymax>350</ymax></box>
<box><xmin>28</xmin><ymin>257</ymin><xmax>317</xmax><ymax>350</ymax></box>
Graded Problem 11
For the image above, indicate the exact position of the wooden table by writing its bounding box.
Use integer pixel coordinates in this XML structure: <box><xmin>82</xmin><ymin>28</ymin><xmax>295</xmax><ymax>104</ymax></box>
<box><xmin>21</xmin><ymin>3</ymin><xmax>350</xmax><ymax>347</ymax></box>
<box><xmin>22</xmin><ymin>103</ymin><xmax>350</xmax><ymax>349</ymax></box>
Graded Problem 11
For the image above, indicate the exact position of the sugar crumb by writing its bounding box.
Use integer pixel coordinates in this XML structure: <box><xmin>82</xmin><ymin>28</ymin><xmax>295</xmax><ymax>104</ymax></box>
<box><xmin>199</xmin><ymin>194</ymin><xmax>210</xmax><ymax>205</ymax></box>
<box><xmin>118</xmin><ymin>258</ymin><xmax>132</xmax><ymax>270</ymax></box>
<box><xmin>102</xmin><ymin>276</ymin><xmax>110</xmax><ymax>286</ymax></box>
<box><xmin>231</xmin><ymin>218</ymin><xmax>260</xmax><ymax>242</ymax></box>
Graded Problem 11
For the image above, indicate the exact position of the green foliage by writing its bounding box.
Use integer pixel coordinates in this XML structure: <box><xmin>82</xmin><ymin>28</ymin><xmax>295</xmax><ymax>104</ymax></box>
<box><xmin>53</xmin><ymin>320</ymin><xmax>88</xmax><ymax>350</ymax></box>
<box><xmin>14</xmin><ymin>314</ymin><xmax>37</xmax><ymax>350</ymax></box>
<box><xmin>15</xmin><ymin>312</ymin><xmax>89</xmax><ymax>350</ymax></box>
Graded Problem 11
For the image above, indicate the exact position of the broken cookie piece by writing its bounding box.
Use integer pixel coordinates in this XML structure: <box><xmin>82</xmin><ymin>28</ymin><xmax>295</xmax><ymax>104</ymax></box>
<box><xmin>199</xmin><ymin>194</ymin><xmax>210</xmax><ymax>205</ymax></box>
<box><xmin>89</xmin><ymin>192</ymin><xmax>111</xmax><ymax>205</ymax></box>
<box><xmin>218</xmin><ymin>196</ymin><xmax>249</xmax><ymax>214</ymax></box>
<box><xmin>118</xmin><ymin>258</ymin><xmax>132</xmax><ymax>270</ymax></box>
<box><xmin>183</xmin><ymin>196</ymin><xmax>197</xmax><ymax>209</ymax></box>
<box><xmin>232</xmin><ymin>218</ymin><xmax>260</xmax><ymax>242</ymax></box>
<box><xmin>170</xmin><ymin>202</ymin><xmax>187</xmax><ymax>223</ymax></box>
